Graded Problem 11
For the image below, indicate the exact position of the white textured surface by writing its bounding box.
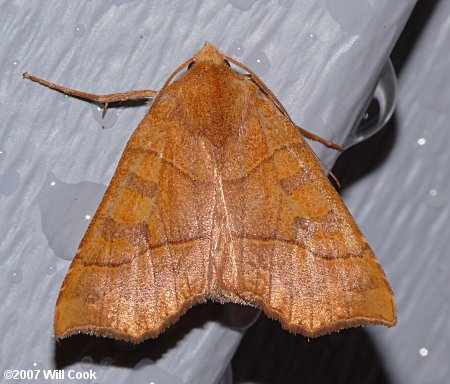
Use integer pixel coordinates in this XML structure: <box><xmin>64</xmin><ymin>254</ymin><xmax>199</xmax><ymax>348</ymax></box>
<box><xmin>0</xmin><ymin>1</ymin><xmax>418</xmax><ymax>383</ymax></box>
<box><xmin>340</xmin><ymin>1</ymin><xmax>450</xmax><ymax>383</ymax></box>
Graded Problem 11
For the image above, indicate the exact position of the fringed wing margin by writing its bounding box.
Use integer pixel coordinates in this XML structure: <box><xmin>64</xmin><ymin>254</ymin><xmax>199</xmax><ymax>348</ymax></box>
<box><xmin>54</xmin><ymin>94</ymin><xmax>216</xmax><ymax>343</ymax></box>
<box><xmin>213</xmin><ymin>92</ymin><xmax>397</xmax><ymax>337</ymax></box>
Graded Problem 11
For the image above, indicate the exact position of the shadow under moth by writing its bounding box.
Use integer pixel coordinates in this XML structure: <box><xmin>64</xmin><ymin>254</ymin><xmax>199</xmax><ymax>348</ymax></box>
<box><xmin>24</xmin><ymin>42</ymin><xmax>396</xmax><ymax>343</ymax></box>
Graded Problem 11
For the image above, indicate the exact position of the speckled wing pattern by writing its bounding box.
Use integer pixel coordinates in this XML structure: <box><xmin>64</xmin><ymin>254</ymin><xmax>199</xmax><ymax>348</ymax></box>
<box><xmin>210</xmin><ymin>92</ymin><xmax>396</xmax><ymax>337</ymax></box>
<box><xmin>54</xmin><ymin>94</ymin><xmax>217</xmax><ymax>342</ymax></box>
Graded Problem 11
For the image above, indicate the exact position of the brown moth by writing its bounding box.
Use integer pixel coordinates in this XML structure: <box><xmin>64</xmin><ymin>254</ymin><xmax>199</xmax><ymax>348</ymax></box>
<box><xmin>24</xmin><ymin>42</ymin><xmax>396</xmax><ymax>343</ymax></box>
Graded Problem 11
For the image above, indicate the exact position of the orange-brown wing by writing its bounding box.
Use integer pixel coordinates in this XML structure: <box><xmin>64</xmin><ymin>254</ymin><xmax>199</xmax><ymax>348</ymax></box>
<box><xmin>54</xmin><ymin>94</ymin><xmax>216</xmax><ymax>342</ymax></box>
<box><xmin>213</xmin><ymin>92</ymin><xmax>397</xmax><ymax>337</ymax></box>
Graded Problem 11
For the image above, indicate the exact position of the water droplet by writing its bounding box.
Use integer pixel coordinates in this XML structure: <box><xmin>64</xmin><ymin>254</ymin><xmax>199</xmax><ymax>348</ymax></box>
<box><xmin>74</xmin><ymin>24</ymin><xmax>86</xmax><ymax>38</ymax></box>
<box><xmin>426</xmin><ymin>187</ymin><xmax>447</xmax><ymax>208</ymax></box>
<box><xmin>325</xmin><ymin>0</ymin><xmax>373</xmax><ymax>34</ymax></box>
<box><xmin>134</xmin><ymin>358</ymin><xmax>154</xmax><ymax>369</ymax></box>
<box><xmin>417</xmin><ymin>137</ymin><xmax>426</xmax><ymax>146</ymax></box>
<box><xmin>246</xmin><ymin>50</ymin><xmax>270</xmax><ymax>76</ymax></box>
<box><xmin>46</xmin><ymin>264</ymin><xmax>58</xmax><ymax>275</ymax></box>
<box><xmin>413</xmin><ymin>125</ymin><xmax>448</xmax><ymax>154</ymax></box>
<box><xmin>92</xmin><ymin>105</ymin><xmax>118</xmax><ymax>129</ymax></box>
<box><xmin>232</xmin><ymin>45</ymin><xmax>245</xmax><ymax>57</ymax></box>
<box><xmin>81</xmin><ymin>355</ymin><xmax>93</xmax><ymax>369</ymax></box>
<box><xmin>56</xmin><ymin>94</ymin><xmax>70</xmax><ymax>104</ymax></box>
<box><xmin>32</xmin><ymin>361</ymin><xmax>42</xmax><ymax>368</ymax></box>
<box><xmin>8</xmin><ymin>269</ymin><xmax>23</xmax><ymax>283</ymax></box>
<box><xmin>12</xmin><ymin>59</ymin><xmax>19</xmax><ymax>67</ymax></box>
<box><xmin>100</xmin><ymin>357</ymin><xmax>113</xmax><ymax>368</ymax></box>
<box><xmin>85</xmin><ymin>214</ymin><xmax>91</xmax><ymax>220</ymax></box>
<box><xmin>309</xmin><ymin>33</ymin><xmax>318</xmax><ymax>41</ymax></box>
<box><xmin>406</xmin><ymin>340</ymin><xmax>449</xmax><ymax>384</ymax></box>
<box><xmin>230</xmin><ymin>0</ymin><xmax>257</xmax><ymax>11</ymax></box>
<box><xmin>38</xmin><ymin>173</ymin><xmax>107</xmax><ymax>260</ymax></box>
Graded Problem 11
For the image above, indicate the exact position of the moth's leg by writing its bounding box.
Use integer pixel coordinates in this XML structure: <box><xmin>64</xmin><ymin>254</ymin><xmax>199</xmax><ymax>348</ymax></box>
<box><xmin>23</xmin><ymin>72</ymin><xmax>158</xmax><ymax>116</ymax></box>
<box><xmin>296</xmin><ymin>125</ymin><xmax>344</xmax><ymax>151</ymax></box>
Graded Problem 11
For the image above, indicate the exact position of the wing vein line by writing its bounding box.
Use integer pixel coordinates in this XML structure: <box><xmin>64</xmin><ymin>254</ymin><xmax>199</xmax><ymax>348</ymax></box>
<box><xmin>258</xmin><ymin>109</ymin><xmax>287</xmax><ymax>317</ymax></box>
<box><xmin>153</xmin><ymin>127</ymin><xmax>179</xmax><ymax>313</ymax></box>
<box><xmin>217</xmin><ymin>162</ymin><xmax>236</xmax><ymax>281</ymax></box>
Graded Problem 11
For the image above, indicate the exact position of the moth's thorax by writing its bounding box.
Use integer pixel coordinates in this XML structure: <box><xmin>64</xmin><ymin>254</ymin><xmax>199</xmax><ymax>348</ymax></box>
<box><xmin>168</xmin><ymin>62</ymin><xmax>253</xmax><ymax>148</ymax></box>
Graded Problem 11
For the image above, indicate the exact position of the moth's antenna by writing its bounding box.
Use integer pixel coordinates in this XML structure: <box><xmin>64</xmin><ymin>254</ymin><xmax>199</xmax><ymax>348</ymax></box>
<box><xmin>225</xmin><ymin>55</ymin><xmax>342</xmax><ymax>187</ymax></box>
<box><xmin>151</xmin><ymin>57</ymin><xmax>194</xmax><ymax>107</ymax></box>
<box><xmin>315</xmin><ymin>154</ymin><xmax>341</xmax><ymax>188</ymax></box>
<box><xmin>225</xmin><ymin>55</ymin><xmax>344</xmax><ymax>152</ymax></box>
<box><xmin>225</xmin><ymin>56</ymin><xmax>291</xmax><ymax>119</ymax></box>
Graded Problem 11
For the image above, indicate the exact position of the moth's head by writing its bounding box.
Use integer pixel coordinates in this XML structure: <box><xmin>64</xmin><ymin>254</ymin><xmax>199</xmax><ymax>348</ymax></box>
<box><xmin>193</xmin><ymin>42</ymin><xmax>227</xmax><ymax>66</ymax></box>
